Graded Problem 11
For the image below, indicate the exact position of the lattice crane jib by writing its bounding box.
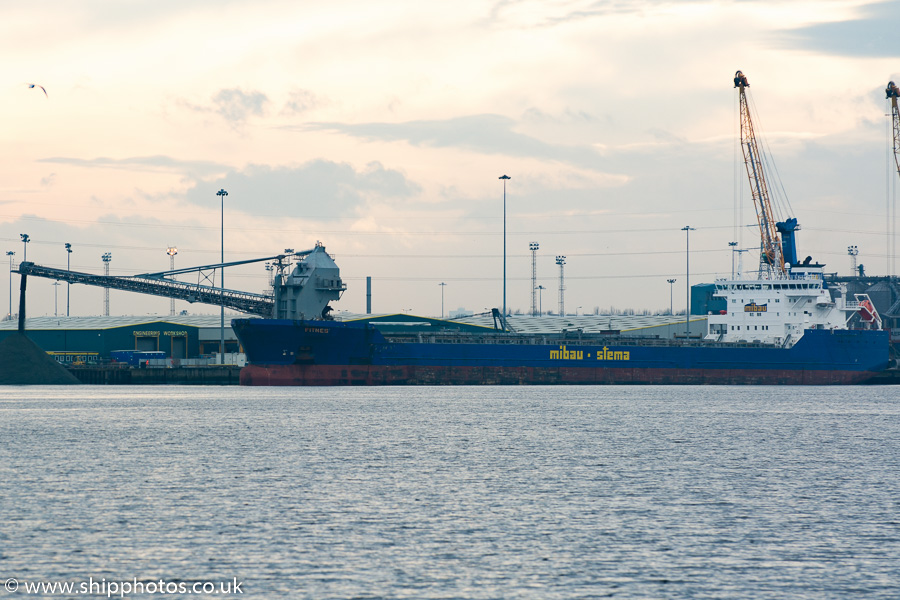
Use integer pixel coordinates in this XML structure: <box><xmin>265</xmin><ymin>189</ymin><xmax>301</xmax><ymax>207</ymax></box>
<box><xmin>734</xmin><ymin>71</ymin><xmax>786</xmax><ymax>278</ymax></box>
<box><xmin>888</xmin><ymin>81</ymin><xmax>900</xmax><ymax>181</ymax></box>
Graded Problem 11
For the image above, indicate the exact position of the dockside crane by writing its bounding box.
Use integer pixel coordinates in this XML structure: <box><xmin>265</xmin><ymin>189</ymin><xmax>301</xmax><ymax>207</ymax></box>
<box><xmin>734</xmin><ymin>71</ymin><xmax>797</xmax><ymax>279</ymax></box>
<box><xmin>888</xmin><ymin>81</ymin><xmax>899</xmax><ymax>276</ymax></box>
<box><xmin>889</xmin><ymin>81</ymin><xmax>900</xmax><ymax>180</ymax></box>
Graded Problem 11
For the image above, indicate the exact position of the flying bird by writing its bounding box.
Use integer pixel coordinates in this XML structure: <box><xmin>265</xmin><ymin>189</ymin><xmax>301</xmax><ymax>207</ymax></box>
<box><xmin>27</xmin><ymin>83</ymin><xmax>47</xmax><ymax>98</ymax></box>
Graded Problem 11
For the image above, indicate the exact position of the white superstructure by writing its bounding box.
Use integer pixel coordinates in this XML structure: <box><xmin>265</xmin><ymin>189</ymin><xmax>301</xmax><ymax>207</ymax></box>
<box><xmin>706</xmin><ymin>263</ymin><xmax>859</xmax><ymax>347</ymax></box>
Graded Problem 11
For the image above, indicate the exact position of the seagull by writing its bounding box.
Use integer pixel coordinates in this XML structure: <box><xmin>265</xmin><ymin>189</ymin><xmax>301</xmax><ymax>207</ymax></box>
<box><xmin>27</xmin><ymin>83</ymin><xmax>47</xmax><ymax>98</ymax></box>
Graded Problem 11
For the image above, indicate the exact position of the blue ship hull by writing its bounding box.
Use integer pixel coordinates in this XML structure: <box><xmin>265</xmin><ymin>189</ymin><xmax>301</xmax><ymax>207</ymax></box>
<box><xmin>232</xmin><ymin>318</ymin><xmax>890</xmax><ymax>385</ymax></box>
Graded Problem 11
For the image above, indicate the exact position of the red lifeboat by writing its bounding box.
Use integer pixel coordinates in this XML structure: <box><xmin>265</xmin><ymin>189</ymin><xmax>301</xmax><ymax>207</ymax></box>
<box><xmin>858</xmin><ymin>299</ymin><xmax>877</xmax><ymax>323</ymax></box>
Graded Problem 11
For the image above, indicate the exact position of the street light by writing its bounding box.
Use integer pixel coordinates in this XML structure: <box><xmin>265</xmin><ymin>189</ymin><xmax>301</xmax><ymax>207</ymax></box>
<box><xmin>53</xmin><ymin>281</ymin><xmax>60</xmax><ymax>317</ymax></box>
<box><xmin>20</xmin><ymin>234</ymin><xmax>29</xmax><ymax>262</ymax></box>
<box><xmin>499</xmin><ymin>174</ymin><xmax>510</xmax><ymax>316</ymax></box>
<box><xmin>682</xmin><ymin>226</ymin><xmax>695</xmax><ymax>338</ymax></box>
<box><xmin>6</xmin><ymin>251</ymin><xmax>14</xmax><ymax>320</ymax></box>
<box><xmin>216</xmin><ymin>188</ymin><xmax>228</xmax><ymax>364</ymax></box>
<box><xmin>667</xmin><ymin>278</ymin><xmax>676</xmax><ymax>316</ymax></box>
<box><xmin>439</xmin><ymin>282</ymin><xmax>447</xmax><ymax>318</ymax></box>
<box><xmin>535</xmin><ymin>285</ymin><xmax>545</xmax><ymax>317</ymax></box>
<box><xmin>65</xmin><ymin>243</ymin><xmax>72</xmax><ymax>317</ymax></box>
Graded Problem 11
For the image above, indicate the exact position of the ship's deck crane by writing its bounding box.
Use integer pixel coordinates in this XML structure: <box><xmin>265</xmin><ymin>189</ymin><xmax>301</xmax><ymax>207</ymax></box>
<box><xmin>889</xmin><ymin>81</ymin><xmax>900</xmax><ymax>180</ymax></box>
<box><xmin>888</xmin><ymin>81</ymin><xmax>900</xmax><ymax>277</ymax></box>
<box><xmin>734</xmin><ymin>70</ymin><xmax>797</xmax><ymax>279</ymax></box>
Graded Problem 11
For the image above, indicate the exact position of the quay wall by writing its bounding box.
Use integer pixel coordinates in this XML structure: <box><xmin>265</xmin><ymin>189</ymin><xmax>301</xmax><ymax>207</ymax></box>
<box><xmin>70</xmin><ymin>366</ymin><xmax>241</xmax><ymax>385</ymax></box>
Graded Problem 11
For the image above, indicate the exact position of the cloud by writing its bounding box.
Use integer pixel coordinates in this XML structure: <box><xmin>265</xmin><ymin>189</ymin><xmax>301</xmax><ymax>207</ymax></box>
<box><xmin>210</xmin><ymin>88</ymin><xmax>269</xmax><ymax>122</ymax></box>
<box><xmin>776</xmin><ymin>1</ymin><xmax>900</xmax><ymax>57</ymax></box>
<box><xmin>303</xmin><ymin>114</ymin><xmax>610</xmax><ymax>169</ymax></box>
<box><xmin>37</xmin><ymin>155</ymin><xmax>228</xmax><ymax>177</ymax></box>
<box><xmin>487</xmin><ymin>0</ymin><xmax>646</xmax><ymax>28</ymax></box>
<box><xmin>281</xmin><ymin>88</ymin><xmax>326</xmax><ymax>115</ymax></box>
<box><xmin>177</xmin><ymin>88</ymin><xmax>270</xmax><ymax>126</ymax></box>
<box><xmin>186</xmin><ymin>160</ymin><xmax>422</xmax><ymax>218</ymax></box>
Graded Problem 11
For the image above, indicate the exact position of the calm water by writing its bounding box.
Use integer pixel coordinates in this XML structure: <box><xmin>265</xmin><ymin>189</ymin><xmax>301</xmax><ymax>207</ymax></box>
<box><xmin>1</xmin><ymin>385</ymin><xmax>899</xmax><ymax>599</ymax></box>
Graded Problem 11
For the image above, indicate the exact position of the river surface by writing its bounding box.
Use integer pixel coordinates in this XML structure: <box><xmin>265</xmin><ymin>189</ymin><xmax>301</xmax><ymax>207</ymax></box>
<box><xmin>1</xmin><ymin>385</ymin><xmax>899</xmax><ymax>599</ymax></box>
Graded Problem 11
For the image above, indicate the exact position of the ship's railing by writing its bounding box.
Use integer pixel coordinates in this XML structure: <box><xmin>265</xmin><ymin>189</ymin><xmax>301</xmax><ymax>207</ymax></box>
<box><xmin>381</xmin><ymin>332</ymin><xmax>779</xmax><ymax>349</ymax></box>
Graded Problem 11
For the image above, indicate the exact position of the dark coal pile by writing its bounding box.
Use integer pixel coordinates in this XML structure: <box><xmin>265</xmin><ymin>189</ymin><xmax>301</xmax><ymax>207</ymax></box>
<box><xmin>0</xmin><ymin>333</ymin><xmax>81</xmax><ymax>385</ymax></box>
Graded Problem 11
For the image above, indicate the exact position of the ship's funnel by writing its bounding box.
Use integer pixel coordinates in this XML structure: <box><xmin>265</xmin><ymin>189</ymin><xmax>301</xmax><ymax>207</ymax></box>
<box><xmin>776</xmin><ymin>218</ymin><xmax>800</xmax><ymax>268</ymax></box>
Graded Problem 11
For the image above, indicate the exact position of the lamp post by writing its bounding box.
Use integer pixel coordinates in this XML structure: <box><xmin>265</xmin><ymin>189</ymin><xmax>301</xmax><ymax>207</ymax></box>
<box><xmin>438</xmin><ymin>282</ymin><xmax>446</xmax><ymax>318</ymax></box>
<box><xmin>499</xmin><ymin>175</ymin><xmax>510</xmax><ymax>316</ymax></box>
<box><xmin>536</xmin><ymin>285</ymin><xmax>545</xmax><ymax>317</ymax></box>
<box><xmin>20</xmin><ymin>234</ymin><xmax>29</xmax><ymax>262</ymax></box>
<box><xmin>667</xmin><ymin>278</ymin><xmax>676</xmax><ymax>316</ymax></box>
<box><xmin>53</xmin><ymin>281</ymin><xmax>60</xmax><ymax>317</ymax></box>
<box><xmin>682</xmin><ymin>226</ymin><xmax>695</xmax><ymax>338</ymax></box>
<box><xmin>6</xmin><ymin>251</ymin><xmax>14</xmax><ymax>320</ymax></box>
<box><xmin>65</xmin><ymin>243</ymin><xmax>72</xmax><ymax>317</ymax></box>
<box><xmin>216</xmin><ymin>188</ymin><xmax>228</xmax><ymax>364</ymax></box>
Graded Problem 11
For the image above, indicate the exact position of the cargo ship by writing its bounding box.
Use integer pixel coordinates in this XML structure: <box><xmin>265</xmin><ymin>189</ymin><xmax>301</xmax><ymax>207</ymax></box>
<box><xmin>232</xmin><ymin>73</ymin><xmax>892</xmax><ymax>385</ymax></box>
<box><xmin>232</xmin><ymin>245</ymin><xmax>891</xmax><ymax>386</ymax></box>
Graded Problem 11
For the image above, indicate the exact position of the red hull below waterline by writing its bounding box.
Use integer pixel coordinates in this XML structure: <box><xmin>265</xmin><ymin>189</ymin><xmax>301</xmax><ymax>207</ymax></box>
<box><xmin>240</xmin><ymin>364</ymin><xmax>878</xmax><ymax>386</ymax></box>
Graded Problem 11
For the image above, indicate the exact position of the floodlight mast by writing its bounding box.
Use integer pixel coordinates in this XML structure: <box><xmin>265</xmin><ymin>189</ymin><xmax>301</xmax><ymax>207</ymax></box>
<box><xmin>167</xmin><ymin>246</ymin><xmax>178</xmax><ymax>316</ymax></box>
<box><xmin>555</xmin><ymin>255</ymin><xmax>566</xmax><ymax>316</ymax></box>
<box><xmin>529</xmin><ymin>242</ymin><xmax>539</xmax><ymax>316</ymax></box>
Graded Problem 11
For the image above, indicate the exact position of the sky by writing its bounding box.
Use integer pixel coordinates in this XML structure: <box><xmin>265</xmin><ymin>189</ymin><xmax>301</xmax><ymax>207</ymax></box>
<box><xmin>2</xmin><ymin>0</ymin><xmax>899</xmax><ymax>319</ymax></box>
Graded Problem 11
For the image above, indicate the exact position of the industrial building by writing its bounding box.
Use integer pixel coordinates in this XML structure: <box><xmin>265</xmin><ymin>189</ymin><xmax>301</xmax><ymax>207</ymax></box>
<box><xmin>0</xmin><ymin>315</ymin><xmax>241</xmax><ymax>364</ymax></box>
